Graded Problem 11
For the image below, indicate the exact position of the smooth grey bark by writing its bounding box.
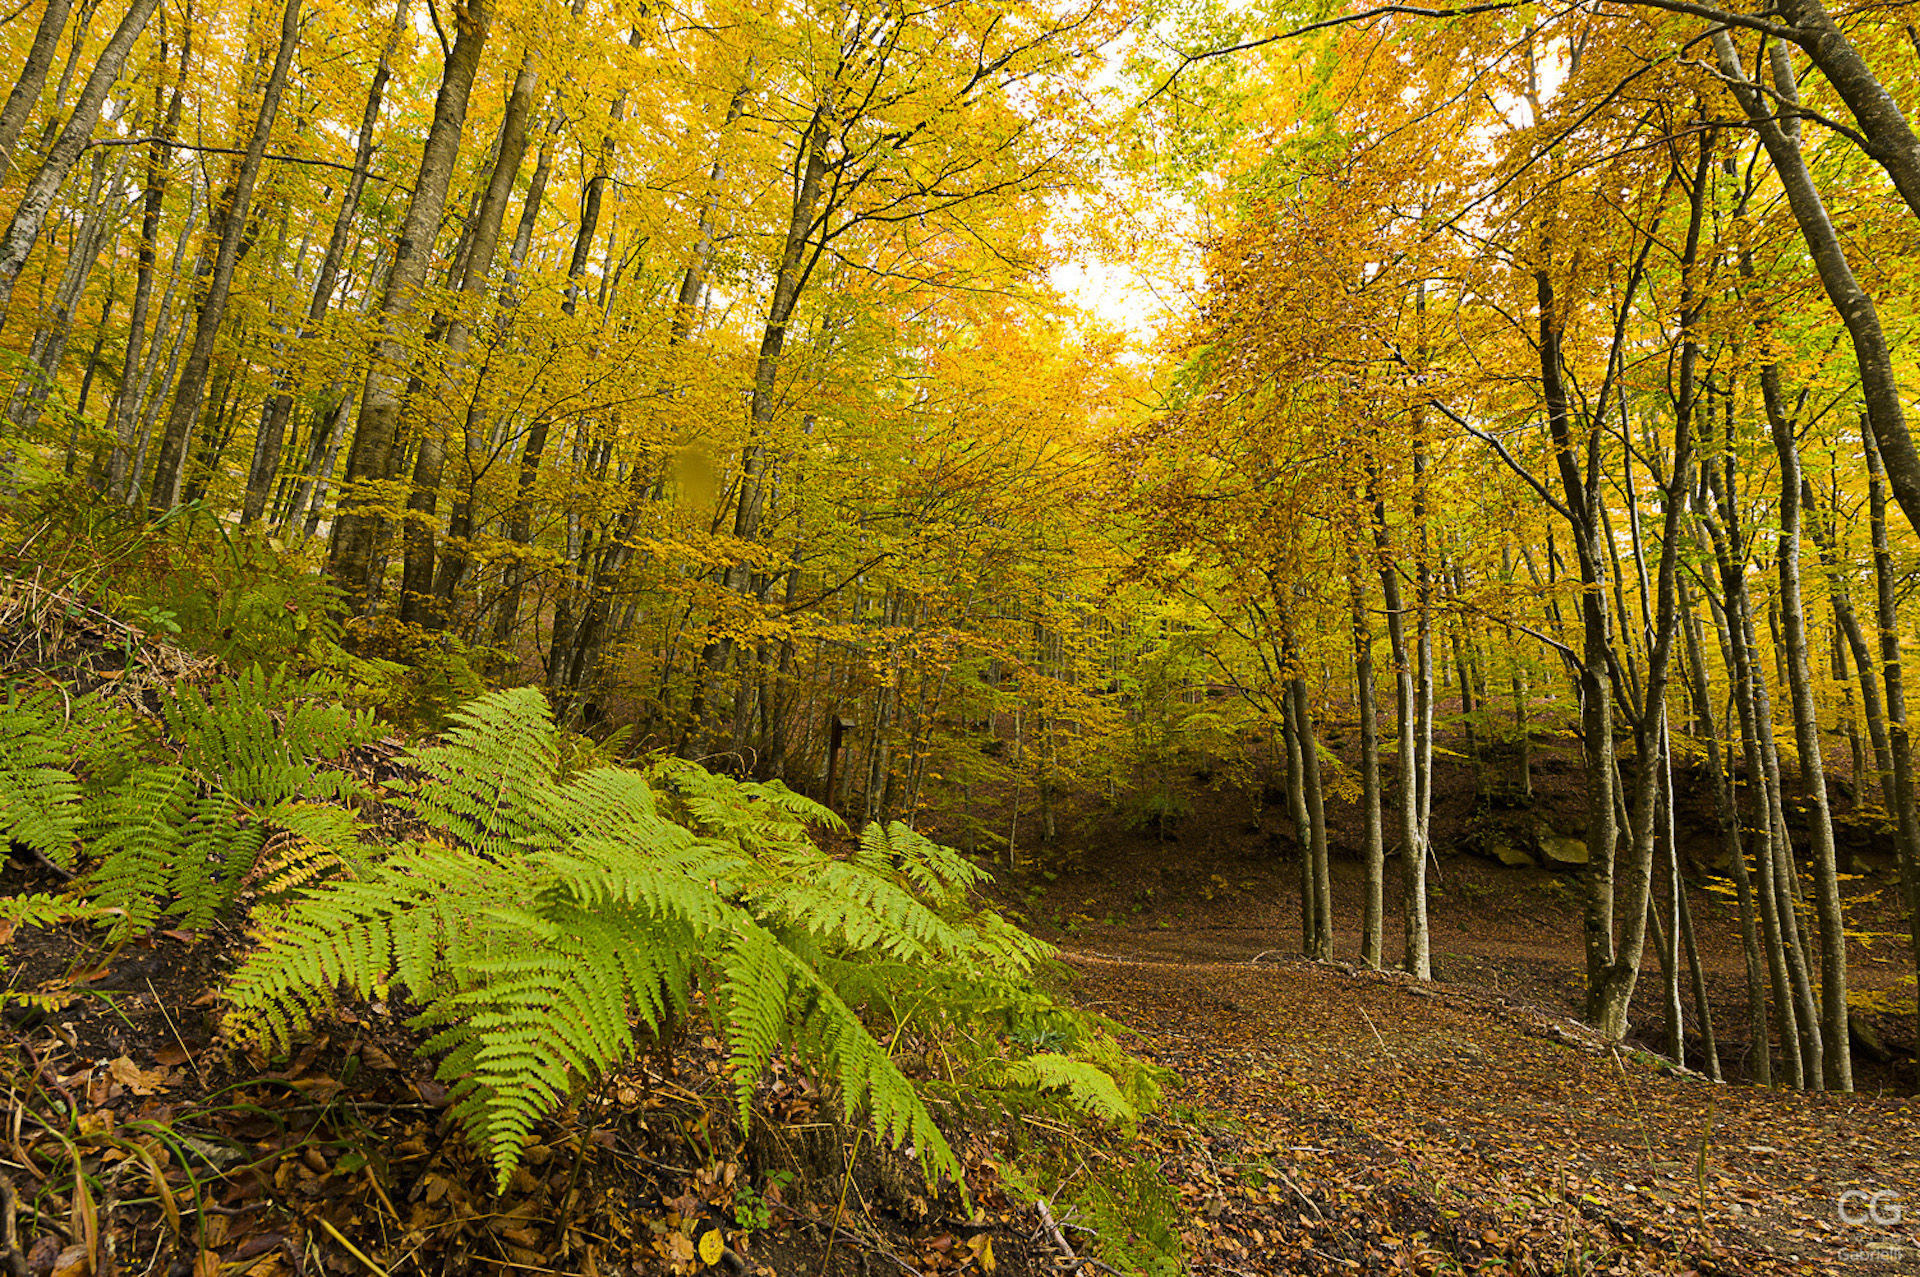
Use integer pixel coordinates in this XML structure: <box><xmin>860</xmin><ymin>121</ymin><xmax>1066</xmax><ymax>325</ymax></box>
<box><xmin>399</xmin><ymin>49</ymin><xmax>537</xmax><ymax>628</ymax></box>
<box><xmin>1863</xmin><ymin>424</ymin><xmax>1920</xmax><ymax>1054</ymax></box>
<box><xmin>0</xmin><ymin>0</ymin><xmax>76</xmax><ymax>172</ymax></box>
<box><xmin>1373</xmin><ymin>467</ymin><xmax>1428</xmax><ymax>978</ymax></box>
<box><xmin>0</xmin><ymin>0</ymin><xmax>160</xmax><ymax>326</ymax></box>
<box><xmin>328</xmin><ymin>0</ymin><xmax>491</xmax><ymax>612</ymax></box>
<box><xmin>1282</xmin><ymin>686</ymin><xmax>1313</xmax><ymax>955</ymax></box>
<box><xmin>1351</xmin><ymin>543</ymin><xmax>1384</xmax><ymax>969</ymax></box>
<box><xmin>242</xmin><ymin>0</ymin><xmax>405</xmax><ymax>528</ymax></box>
<box><xmin>147</xmin><ymin>0</ymin><xmax>301</xmax><ymax>510</ymax></box>
<box><xmin>1680</xmin><ymin>568</ymin><xmax>1767</xmax><ymax>1084</ymax></box>
<box><xmin>104</xmin><ymin>14</ymin><xmax>186</xmax><ymax>497</ymax></box>
<box><xmin>1297</xmin><ymin>676</ymin><xmax>1333</xmax><ymax>961</ymax></box>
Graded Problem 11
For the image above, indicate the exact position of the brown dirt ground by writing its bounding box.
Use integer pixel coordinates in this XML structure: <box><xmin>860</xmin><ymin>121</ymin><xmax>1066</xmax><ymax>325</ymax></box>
<box><xmin>942</xmin><ymin>714</ymin><xmax>1920</xmax><ymax>1274</ymax></box>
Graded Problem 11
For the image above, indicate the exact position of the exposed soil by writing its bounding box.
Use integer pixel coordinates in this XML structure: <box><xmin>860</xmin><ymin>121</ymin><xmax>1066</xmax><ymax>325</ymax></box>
<box><xmin>946</xmin><ymin>718</ymin><xmax>1920</xmax><ymax>1273</ymax></box>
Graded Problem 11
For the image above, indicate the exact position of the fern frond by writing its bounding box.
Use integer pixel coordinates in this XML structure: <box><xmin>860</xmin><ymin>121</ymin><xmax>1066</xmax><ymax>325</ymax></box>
<box><xmin>1003</xmin><ymin>1053</ymin><xmax>1139</xmax><ymax>1125</ymax></box>
<box><xmin>403</xmin><ymin>687</ymin><xmax>561</xmax><ymax>856</ymax></box>
<box><xmin>718</xmin><ymin>922</ymin><xmax>792</xmax><ymax>1121</ymax></box>
<box><xmin>83</xmin><ymin>765</ymin><xmax>194</xmax><ymax>936</ymax></box>
<box><xmin>224</xmin><ymin>687</ymin><xmax>1146</xmax><ymax>1198</ymax></box>
<box><xmin>785</xmin><ymin>957</ymin><xmax>960</xmax><ymax>1186</ymax></box>
<box><xmin>0</xmin><ymin>693</ymin><xmax>84</xmax><ymax>861</ymax></box>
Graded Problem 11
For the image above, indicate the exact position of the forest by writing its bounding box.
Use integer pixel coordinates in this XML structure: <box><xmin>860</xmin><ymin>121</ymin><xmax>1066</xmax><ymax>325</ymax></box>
<box><xmin>5</xmin><ymin>0</ymin><xmax>1920</xmax><ymax>1271</ymax></box>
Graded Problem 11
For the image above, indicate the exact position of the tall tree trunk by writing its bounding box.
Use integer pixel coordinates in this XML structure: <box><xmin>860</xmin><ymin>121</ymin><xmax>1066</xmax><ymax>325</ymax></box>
<box><xmin>1585</xmin><ymin>133</ymin><xmax>1707</xmax><ymax>1041</ymax></box>
<box><xmin>328</xmin><ymin>0</ymin><xmax>491</xmax><ymax>611</ymax></box>
<box><xmin>1713</xmin><ymin>33</ymin><xmax>1920</xmax><ymax>545</ymax></box>
<box><xmin>241</xmin><ymin>0</ymin><xmax>404</xmax><ymax>527</ymax></box>
<box><xmin>1373</xmin><ymin>465</ymin><xmax>1428</xmax><ymax>978</ymax></box>
<box><xmin>1283</xmin><ymin>684</ymin><xmax>1314</xmax><ymax>955</ymax></box>
<box><xmin>399</xmin><ymin>49</ymin><xmax>537</xmax><ymax>628</ymax></box>
<box><xmin>1758</xmin><ymin>263</ymin><xmax>1850</xmax><ymax>1089</ymax></box>
<box><xmin>104</xmin><ymin>12</ymin><xmax>186</xmax><ymax>498</ymax></box>
<box><xmin>1292</xmin><ymin>674</ymin><xmax>1333</xmax><ymax>961</ymax></box>
<box><xmin>1864</xmin><ymin>423</ymin><xmax>1920</xmax><ymax>1054</ymax></box>
<box><xmin>485</xmin><ymin>131</ymin><xmax>556</xmax><ymax>651</ymax></box>
<box><xmin>1537</xmin><ymin>266</ymin><xmax>1621</xmax><ymax>1022</ymax></box>
<box><xmin>147</xmin><ymin>0</ymin><xmax>301</xmax><ymax>510</ymax></box>
<box><xmin>0</xmin><ymin>0</ymin><xmax>161</xmax><ymax>325</ymax></box>
<box><xmin>1351</xmin><ymin>542</ymin><xmax>1384</xmax><ymax>969</ymax></box>
<box><xmin>1680</xmin><ymin>568</ymin><xmax>1767</xmax><ymax>1084</ymax></box>
<box><xmin>0</xmin><ymin>0</ymin><xmax>77</xmax><ymax>172</ymax></box>
<box><xmin>685</xmin><ymin>92</ymin><xmax>832</xmax><ymax>754</ymax></box>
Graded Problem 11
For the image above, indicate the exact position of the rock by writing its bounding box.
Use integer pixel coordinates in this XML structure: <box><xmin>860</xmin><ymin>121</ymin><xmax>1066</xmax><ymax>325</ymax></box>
<box><xmin>1485</xmin><ymin>837</ymin><xmax>1536</xmax><ymax>868</ymax></box>
<box><xmin>1853</xmin><ymin>1015</ymin><xmax>1893</xmax><ymax>1063</ymax></box>
<box><xmin>1536</xmin><ymin>831</ymin><xmax>1589</xmax><ymax>866</ymax></box>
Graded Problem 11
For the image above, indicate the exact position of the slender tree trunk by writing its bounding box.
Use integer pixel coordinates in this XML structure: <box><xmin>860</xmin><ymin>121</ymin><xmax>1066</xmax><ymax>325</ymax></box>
<box><xmin>147</xmin><ymin>0</ymin><xmax>300</xmax><ymax>510</ymax></box>
<box><xmin>686</xmin><ymin>93</ymin><xmax>833</xmax><ymax>754</ymax></box>
<box><xmin>1351</xmin><ymin>544</ymin><xmax>1384</xmax><ymax>969</ymax></box>
<box><xmin>486</xmin><ymin>131</ymin><xmax>556</xmax><ymax>650</ymax></box>
<box><xmin>0</xmin><ymin>0</ymin><xmax>77</xmax><ymax>173</ymax></box>
<box><xmin>400</xmin><ymin>50</ymin><xmax>537</xmax><ymax>628</ymax></box>
<box><xmin>9</xmin><ymin>140</ymin><xmax>128</xmax><ymax>435</ymax></box>
<box><xmin>1668</xmin><ymin>704</ymin><xmax>1722</xmax><ymax>1079</ymax></box>
<box><xmin>329</xmin><ymin>0</ymin><xmax>491</xmax><ymax>611</ymax></box>
<box><xmin>1373</xmin><ymin>465</ymin><xmax>1428</xmax><ymax>978</ymax></box>
<box><xmin>242</xmin><ymin>0</ymin><xmax>404</xmax><ymax>527</ymax></box>
<box><xmin>1750</xmin><ymin>592</ymin><xmax>1825</xmax><ymax>1087</ymax></box>
<box><xmin>104</xmin><ymin>14</ymin><xmax>186</xmax><ymax>497</ymax></box>
<box><xmin>0</xmin><ymin>0</ymin><xmax>160</xmax><ymax>325</ymax></box>
<box><xmin>1538</xmin><ymin>267</ymin><xmax>1621</xmax><ymax>1021</ymax></box>
<box><xmin>1681</xmin><ymin>568</ymin><xmax>1766</xmax><ymax>1083</ymax></box>
<box><xmin>1864</xmin><ymin>423</ymin><xmax>1920</xmax><ymax>1054</ymax></box>
<box><xmin>1283</xmin><ymin>685</ymin><xmax>1313</xmax><ymax>955</ymax></box>
<box><xmin>1714</xmin><ymin>33</ymin><xmax>1920</xmax><ymax>545</ymax></box>
<box><xmin>1761</xmin><ymin>303</ymin><xmax>1851</xmax><ymax>1092</ymax></box>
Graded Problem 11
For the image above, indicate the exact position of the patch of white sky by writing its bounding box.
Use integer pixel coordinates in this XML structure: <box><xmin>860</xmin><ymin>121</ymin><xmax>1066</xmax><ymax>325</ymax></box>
<box><xmin>1045</xmin><ymin>3</ymin><xmax>1574</xmax><ymax>345</ymax></box>
<box><xmin>1042</xmin><ymin>19</ymin><xmax>1209</xmax><ymax>350</ymax></box>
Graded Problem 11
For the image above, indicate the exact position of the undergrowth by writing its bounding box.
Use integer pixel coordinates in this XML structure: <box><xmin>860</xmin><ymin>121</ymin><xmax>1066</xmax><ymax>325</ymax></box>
<box><xmin>0</xmin><ymin>662</ymin><xmax>1163</xmax><ymax>1211</ymax></box>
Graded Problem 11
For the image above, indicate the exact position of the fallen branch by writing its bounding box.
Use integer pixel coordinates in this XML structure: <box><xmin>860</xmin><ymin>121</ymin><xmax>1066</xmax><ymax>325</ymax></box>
<box><xmin>1032</xmin><ymin>1196</ymin><xmax>1127</xmax><ymax>1277</ymax></box>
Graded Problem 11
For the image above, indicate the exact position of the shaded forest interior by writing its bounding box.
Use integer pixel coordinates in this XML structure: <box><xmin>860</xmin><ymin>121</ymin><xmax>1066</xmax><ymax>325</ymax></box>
<box><xmin>10</xmin><ymin>0</ymin><xmax>1920</xmax><ymax>1272</ymax></box>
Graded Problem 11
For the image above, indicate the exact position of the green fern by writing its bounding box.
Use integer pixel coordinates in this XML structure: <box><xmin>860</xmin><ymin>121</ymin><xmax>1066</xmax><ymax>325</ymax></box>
<box><xmin>226</xmin><ymin>687</ymin><xmax>1142</xmax><ymax>1193</ymax></box>
<box><xmin>1003</xmin><ymin>1053</ymin><xmax>1139</xmax><ymax>1124</ymax></box>
<box><xmin>0</xmin><ymin>672</ymin><xmax>379</xmax><ymax>939</ymax></box>
<box><xmin>0</xmin><ymin>689</ymin><xmax>88</xmax><ymax>862</ymax></box>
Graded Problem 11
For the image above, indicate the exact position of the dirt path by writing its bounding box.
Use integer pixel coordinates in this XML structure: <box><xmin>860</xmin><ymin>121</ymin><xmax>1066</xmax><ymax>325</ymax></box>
<box><xmin>1056</xmin><ymin>942</ymin><xmax>1920</xmax><ymax>1274</ymax></box>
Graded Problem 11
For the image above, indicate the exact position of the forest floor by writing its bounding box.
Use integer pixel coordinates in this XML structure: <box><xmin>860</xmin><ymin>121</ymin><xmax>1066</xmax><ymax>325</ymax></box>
<box><xmin>6</xmin><ymin>713</ymin><xmax>1920</xmax><ymax>1276</ymax></box>
<box><xmin>966</xmin><ymin>726</ymin><xmax>1920</xmax><ymax>1275</ymax></box>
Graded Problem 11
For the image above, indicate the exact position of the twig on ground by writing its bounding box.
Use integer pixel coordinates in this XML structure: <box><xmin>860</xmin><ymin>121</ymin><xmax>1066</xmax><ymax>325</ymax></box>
<box><xmin>1032</xmin><ymin>1195</ymin><xmax>1127</xmax><ymax>1276</ymax></box>
<box><xmin>146</xmin><ymin>977</ymin><xmax>210</xmax><ymax>1091</ymax></box>
<box><xmin>317</xmin><ymin>1216</ymin><xmax>393</xmax><ymax>1277</ymax></box>
<box><xmin>1357</xmin><ymin>1005</ymin><xmax>1392</xmax><ymax>1058</ymax></box>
